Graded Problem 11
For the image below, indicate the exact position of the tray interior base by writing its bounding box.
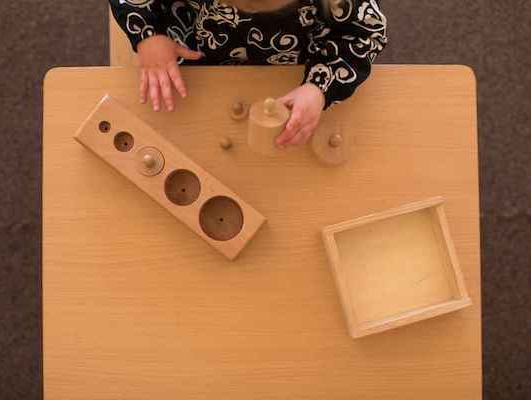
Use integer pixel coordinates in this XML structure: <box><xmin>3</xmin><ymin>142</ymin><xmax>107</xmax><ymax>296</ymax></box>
<box><xmin>335</xmin><ymin>208</ymin><xmax>459</xmax><ymax>325</ymax></box>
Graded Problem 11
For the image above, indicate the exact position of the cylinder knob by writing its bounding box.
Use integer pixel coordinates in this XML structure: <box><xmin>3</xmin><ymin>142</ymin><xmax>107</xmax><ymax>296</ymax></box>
<box><xmin>220</xmin><ymin>137</ymin><xmax>233</xmax><ymax>150</ymax></box>
<box><xmin>142</xmin><ymin>154</ymin><xmax>156</xmax><ymax>168</ymax></box>
<box><xmin>263</xmin><ymin>98</ymin><xmax>276</xmax><ymax>116</ymax></box>
<box><xmin>329</xmin><ymin>133</ymin><xmax>343</xmax><ymax>148</ymax></box>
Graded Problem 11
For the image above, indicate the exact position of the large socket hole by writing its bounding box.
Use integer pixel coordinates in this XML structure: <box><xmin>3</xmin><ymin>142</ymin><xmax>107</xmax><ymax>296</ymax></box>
<box><xmin>114</xmin><ymin>131</ymin><xmax>134</xmax><ymax>152</ymax></box>
<box><xmin>165</xmin><ymin>169</ymin><xmax>201</xmax><ymax>206</ymax></box>
<box><xmin>199</xmin><ymin>196</ymin><xmax>244</xmax><ymax>241</ymax></box>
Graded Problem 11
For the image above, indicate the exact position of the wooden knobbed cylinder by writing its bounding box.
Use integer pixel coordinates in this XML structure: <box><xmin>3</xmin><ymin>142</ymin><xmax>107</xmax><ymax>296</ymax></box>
<box><xmin>311</xmin><ymin>129</ymin><xmax>350</xmax><ymax>167</ymax></box>
<box><xmin>248</xmin><ymin>97</ymin><xmax>290</xmax><ymax>156</ymax></box>
<box><xmin>229</xmin><ymin>101</ymin><xmax>249</xmax><ymax>121</ymax></box>
<box><xmin>135</xmin><ymin>146</ymin><xmax>165</xmax><ymax>176</ymax></box>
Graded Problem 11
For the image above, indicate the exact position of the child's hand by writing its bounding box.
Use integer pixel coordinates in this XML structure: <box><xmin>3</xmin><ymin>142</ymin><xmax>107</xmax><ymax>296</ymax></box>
<box><xmin>137</xmin><ymin>35</ymin><xmax>203</xmax><ymax>112</ymax></box>
<box><xmin>276</xmin><ymin>83</ymin><xmax>325</xmax><ymax>147</ymax></box>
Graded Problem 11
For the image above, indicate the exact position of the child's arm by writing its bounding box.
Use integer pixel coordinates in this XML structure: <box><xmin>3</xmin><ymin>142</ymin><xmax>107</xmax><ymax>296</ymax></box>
<box><xmin>109</xmin><ymin>0</ymin><xmax>171</xmax><ymax>52</ymax></box>
<box><xmin>109</xmin><ymin>0</ymin><xmax>203</xmax><ymax>111</ymax></box>
<box><xmin>277</xmin><ymin>0</ymin><xmax>388</xmax><ymax>146</ymax></box>
<box><xmin>305</xmin><ymin>0</ymin><xmax>388</xmax><ymax>108</ymax></box>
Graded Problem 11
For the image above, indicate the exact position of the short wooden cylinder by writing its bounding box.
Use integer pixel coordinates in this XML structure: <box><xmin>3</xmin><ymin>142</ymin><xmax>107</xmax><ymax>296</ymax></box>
<box><xmin>311</xmin><ymin>129</ymin><xmax>350</xmax><ymax>166</ymax></box>
<box><xmin>229</xmin><ymin>101</ymin><xmax>249</xmax><ymax>121</ymax></box>
<box><xmin>135</xmin><ymin>146</ymin><xmax>165</xmax><ymax>176</ymax></box>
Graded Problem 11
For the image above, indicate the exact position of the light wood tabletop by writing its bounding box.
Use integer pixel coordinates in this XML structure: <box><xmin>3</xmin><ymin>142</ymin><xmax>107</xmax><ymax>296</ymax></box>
<box><xmin>43</xmin><ymin>65</ymin><xmax>481</xmax><ymax>400</ymax></box>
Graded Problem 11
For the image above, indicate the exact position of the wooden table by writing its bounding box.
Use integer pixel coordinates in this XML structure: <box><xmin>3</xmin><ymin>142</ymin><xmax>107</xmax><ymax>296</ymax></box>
<box><xmin>43</xmin><ymin>65</ymin><xmax>481</xmax><ymax>399</ymax></box>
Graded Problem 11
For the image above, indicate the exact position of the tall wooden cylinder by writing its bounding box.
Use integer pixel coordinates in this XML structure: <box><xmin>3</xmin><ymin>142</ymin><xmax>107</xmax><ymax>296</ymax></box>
<box><xmin>248</xmin><ymin>97</ymin><xmax>290</xmax><ymax>156</ymax></box>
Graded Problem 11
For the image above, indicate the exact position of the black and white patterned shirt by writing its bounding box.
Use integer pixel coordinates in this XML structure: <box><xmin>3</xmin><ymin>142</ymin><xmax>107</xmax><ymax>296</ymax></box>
<box><xmin>110</xmin><ymin>0</ymin><xmax>388</xmax><ymax>108</ymax></box>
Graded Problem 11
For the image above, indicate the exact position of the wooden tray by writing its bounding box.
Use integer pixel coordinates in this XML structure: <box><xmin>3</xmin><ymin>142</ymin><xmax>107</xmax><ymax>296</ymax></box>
<box><xmin>322</xmin><ymin>197</ymin><xmax>472</xmax><ymax>338</ymax></box>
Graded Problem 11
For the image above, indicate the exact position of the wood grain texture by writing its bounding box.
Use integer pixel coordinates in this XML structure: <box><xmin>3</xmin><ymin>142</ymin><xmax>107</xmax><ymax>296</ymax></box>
<box><xmin>74</xmin><ymin>95</ymin><xmax>265</xmax><ymax>260</ymax></box>
<box><xmin>43</xmin><ymin>65</ymin><xmax>481</xmax><ymax>400</ymax></box>
<box><xmin>322</xmin><ymin>198</ymin><xmax>472</xmax><ymax>338</ymax></box>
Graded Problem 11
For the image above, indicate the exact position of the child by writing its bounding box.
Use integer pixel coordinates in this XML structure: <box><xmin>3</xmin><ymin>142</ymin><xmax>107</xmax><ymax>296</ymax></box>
<box><xmin>109</xmin><ymin>0</ymin><xmax>387</xmax><ymax>146</ymax></box>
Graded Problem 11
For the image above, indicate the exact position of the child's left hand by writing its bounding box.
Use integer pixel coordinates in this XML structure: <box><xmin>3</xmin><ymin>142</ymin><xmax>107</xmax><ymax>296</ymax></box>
<box><xmin>276</xmin><ymin>83</ymin><xmax>325</xmax><ymax>147</ymax></box>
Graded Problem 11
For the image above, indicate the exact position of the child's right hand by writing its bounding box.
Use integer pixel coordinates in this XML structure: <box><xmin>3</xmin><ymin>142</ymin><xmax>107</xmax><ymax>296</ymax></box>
<box><xmin>137</xmin><ymin>35</ymin><xmax>203</xmax><ymax>112</ymax></box>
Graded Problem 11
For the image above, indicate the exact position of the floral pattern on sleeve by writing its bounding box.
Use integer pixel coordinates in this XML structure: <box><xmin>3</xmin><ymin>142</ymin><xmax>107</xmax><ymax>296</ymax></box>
<box><xmin>304</xmin><ymin>0</ymin><xmax>388</xmax><ymax>108</ymax></box>
<box><xmin>109</xmin><ymin>0</ymin><xmax>170</xmax><ymax>51</ymax></box>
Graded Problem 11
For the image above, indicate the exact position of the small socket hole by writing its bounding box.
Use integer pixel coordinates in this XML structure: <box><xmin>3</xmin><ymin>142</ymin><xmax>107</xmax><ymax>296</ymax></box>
<box><xmin>99</xmin><ymin>121</ymin><xmax>111</xmax><ymax>133</ymax></box>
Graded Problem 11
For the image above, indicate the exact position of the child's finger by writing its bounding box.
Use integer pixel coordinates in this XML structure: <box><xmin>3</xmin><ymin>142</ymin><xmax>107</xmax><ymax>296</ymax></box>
<box><xmin>167</xmin><ymin>63</ymin><xmax>187</xmax><ymax>98</ymax></box>
<box><xmin>278</xmin><ymin>91</ymin><xmax>295</xmax><ymax>108</ymax></box>
<box><xmin>300</xmin><ymin>125</ymin><xmax>316</xmax><ymax>144</ymax></box>
<box><xmin>286</xmin><ymin>126</ymin><xmax>313</xmax><ymax>146</ymax></box>
<box><xmin>157</xmin><ymin>70</ymin><xmax>175</xmax><ymax>112</ymax></box>
<box><xmin>148</xmin><ymin>70</ymin><xmax>161</xmax><ymax>112</ymax></box>
<box><xmin>276</xmin><ymin>109</ymin><xmax>303</xmax><ymax>146</ymax></box>
<box><xmin>298</xmin><ymin>121</ymin><xmax>319</xmax><ymax>145</ymax></box>
<box><xmin>286</xmin><ymin>109</ymin><xmax>303</xmax><ymax>132</ymax></box>
<box><xmin>175</xmin><ymin>45</ymin><xmax>204</xmax><ymax>61</ymax></box>
<box><xmin>276</xmin><ymin>125</ymin><xmax>301</xmax><ymax>147</ymax></box>
<box><xmin>140</xmin><ymin>69</ymin><xmax>148</xmax><ymax>104</ymax></box>
<box><xmin>285</xmin><ymin>129</ymin><xmax>305</xmax><ymax>146</ymax></box>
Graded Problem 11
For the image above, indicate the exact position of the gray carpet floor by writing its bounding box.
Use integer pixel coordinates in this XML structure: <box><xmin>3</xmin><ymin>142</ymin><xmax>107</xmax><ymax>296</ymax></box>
<box><xmin>1</xmin><ymin>1</ymin><xmax>530</xmax><ymax>399</ymax></box>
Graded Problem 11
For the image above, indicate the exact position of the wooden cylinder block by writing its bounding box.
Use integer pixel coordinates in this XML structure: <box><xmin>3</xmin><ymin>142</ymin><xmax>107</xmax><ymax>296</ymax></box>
<box><xmin>311</xmin><ymin>128</ymin><xmax>350</xmax><ymax>166</ymax></box>
<box><xmin>135</xmin><ymin>146</ymin><xmax>165</xmax><ymax>176</ymax></box>
<box><xmin>229</xmin><ymin>101</ymin><xmax>249</xmax><ymax>121</ymax></box>
<box><xmin>248</xmin><ymin>97</ymin><xmax>290</xmax><ymax>156</ymax></box>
